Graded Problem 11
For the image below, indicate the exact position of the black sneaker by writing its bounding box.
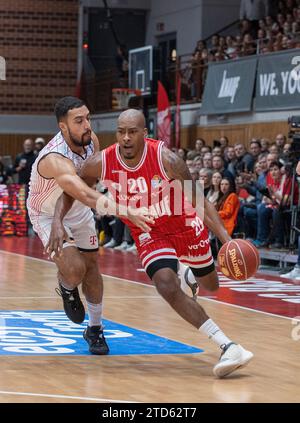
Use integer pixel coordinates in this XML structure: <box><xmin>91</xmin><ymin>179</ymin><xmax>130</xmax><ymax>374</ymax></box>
<box><xmin>83</xmin><ymin>326</ymin><xmax>109</xmax><ymax>355</ymax></box>
<box><xmin>55</xmin><ymin>283</ymin><xmax>85</xmax><ymax>324</ymax></box>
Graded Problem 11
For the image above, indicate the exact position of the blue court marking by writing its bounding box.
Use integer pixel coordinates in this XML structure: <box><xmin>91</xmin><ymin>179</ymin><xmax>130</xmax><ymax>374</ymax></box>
<box><xmin>0</xmin><ymin>311</ymin><xmax>204</xmax><ymax>356</ymax></box>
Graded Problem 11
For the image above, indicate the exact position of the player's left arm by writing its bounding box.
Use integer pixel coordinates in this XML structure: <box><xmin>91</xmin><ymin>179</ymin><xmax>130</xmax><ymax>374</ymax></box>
<box><xmin>161</xmin><ymin>146</ymin><xmax>231</xmax><ymax>244</ymax></box>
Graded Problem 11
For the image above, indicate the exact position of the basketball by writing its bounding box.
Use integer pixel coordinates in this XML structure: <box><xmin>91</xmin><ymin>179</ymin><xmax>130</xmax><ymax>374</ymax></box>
<box><xmin>217</xmin><ymin>239</ymin><xmax>260</xmax><ymax>281</ymax></box>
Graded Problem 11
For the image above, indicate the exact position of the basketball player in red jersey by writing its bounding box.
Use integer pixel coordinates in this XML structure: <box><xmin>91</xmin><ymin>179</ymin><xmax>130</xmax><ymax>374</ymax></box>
<box><xmin>48</xmin><ymin>109</ymin><xmax>253</xmax><ymax>377</ymax></box>
<box><xmin>28</xmin><ymin>98</ymin><xmax>153</xmax><ymax>356</ymax></box>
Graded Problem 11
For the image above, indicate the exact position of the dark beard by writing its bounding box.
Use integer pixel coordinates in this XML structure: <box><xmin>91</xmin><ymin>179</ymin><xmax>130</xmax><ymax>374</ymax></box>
<box><xmin>68</xmin><ymin>128</ymin><xmax>92</xmax><ymax>147</ymax></box>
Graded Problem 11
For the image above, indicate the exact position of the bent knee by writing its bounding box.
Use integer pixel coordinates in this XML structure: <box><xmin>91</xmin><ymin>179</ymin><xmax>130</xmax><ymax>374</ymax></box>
<box><xmin>154</xmin><ymin>274</ymin><xmax>181</xmax><ymax>303</ymax></box>
<box><xmin>59</xmin><ymin>261</ymin><xmax>86</xmax><ymax>284</ymax></box>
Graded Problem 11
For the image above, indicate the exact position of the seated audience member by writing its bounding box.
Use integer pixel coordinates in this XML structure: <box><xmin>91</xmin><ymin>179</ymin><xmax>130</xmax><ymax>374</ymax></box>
<box><xmin>216</xmin><ymin>177</ymin><xmax>240</xmax><ymax>237</ymax></box>
<box><xmin>0</xmin><ymin>156</ymin><xmax>9</xmax><ymax>184</ymax></box>
<box><xmin>203</xmin><ymin>152</ymin><xmax>213</xmax><ymax>169</ymax></box>
<box><xmin>234</xmin><ymin>143</ymin><xmax>255</xmax><ymax>173</ymax></box>
<box><xmin>212</xmin><ymin>155</ymin><xmax>235</xmax><ymax>185</ymax></box>
<box><xmin>252</xmin><ymin>161</ymin><xmax>298</xmax><ymax>248</ymax></box>
<box><xmin>206</xmin><ymin>171</ymin><xmax>222</xmax><ymax>206</ymax></box>
<box><xmin>199</xmin><ymin>167</ymin><xmax>213</xmax><ymax>197</ymax></box>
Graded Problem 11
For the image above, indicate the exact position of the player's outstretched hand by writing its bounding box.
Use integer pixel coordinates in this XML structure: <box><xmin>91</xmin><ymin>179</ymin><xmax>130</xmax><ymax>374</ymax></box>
<box><xmin>44</xmin><ymin>220</ymin><xmax>72</xmax><ymax>260</ymax></box>
<box><xmin>127</xmin><ymin>206</ymin><xmax>155</xmax><ymax>232</ymax></box>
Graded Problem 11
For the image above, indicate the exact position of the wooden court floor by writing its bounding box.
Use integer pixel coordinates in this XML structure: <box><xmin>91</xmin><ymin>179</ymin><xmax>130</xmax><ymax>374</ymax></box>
<box><xmin>0</xmin><ymin>245</ymin><xmax>299</xmax><ymax>403</ymax></box>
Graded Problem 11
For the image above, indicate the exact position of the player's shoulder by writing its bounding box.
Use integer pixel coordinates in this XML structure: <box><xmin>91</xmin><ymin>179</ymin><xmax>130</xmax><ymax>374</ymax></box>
<box><xmin>145</xmin><ymin>137</ymin><xmax>161</xmax><ymax>146</ymax></box>
<box><xmin>103</xmin><ymin>142</ymin><xmax>117</xmax><ymax>156</ymax></box>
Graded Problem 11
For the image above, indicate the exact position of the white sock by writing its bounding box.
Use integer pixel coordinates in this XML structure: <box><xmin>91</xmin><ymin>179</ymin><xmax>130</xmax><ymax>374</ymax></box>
<box><xmin>199</xmin><ymin>318</ymin><xmax>232</xmax><ymax>348</ymax></box>
<box><xmin>87</xmin><ymin>301</ymin><xmax>103</xmax><ymax>327</ymax></box>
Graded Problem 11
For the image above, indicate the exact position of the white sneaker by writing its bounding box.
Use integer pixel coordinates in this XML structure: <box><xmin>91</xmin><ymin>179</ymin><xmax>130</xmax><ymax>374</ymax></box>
<box><xmin>281</xmin><ymin>266</ymin><xmax>300</xmax><ymax>280</ymax></box>
<box><xmin>178</xmin><ymin>263</ymin><xmax>199</xmax><ymax>300</ymax></box>
<box><xmin>126</xmin><ymin>243</ymin><xmax>137</xmax><ymax>252</ymax></box>
<box><xmin>103</xmin><ymin>239</ymin><xmax>117</xmax><ymax>248</ymax></box>
<box><xmin>213</xmin><ymin>343</ymin><xmax>254</xmax><ymax>378</ymax></box>
<box><xmin>114</xmin><ymin>241</ymin><xmax>129</xmax><ymax>251</ymax></box>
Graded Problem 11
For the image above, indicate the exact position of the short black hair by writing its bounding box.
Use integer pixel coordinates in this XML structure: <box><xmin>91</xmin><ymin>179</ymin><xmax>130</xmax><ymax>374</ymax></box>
<box><xmin>54</xmin><ymin>96</ymin><xmax>86</xmax><ymax>122</ymax></box>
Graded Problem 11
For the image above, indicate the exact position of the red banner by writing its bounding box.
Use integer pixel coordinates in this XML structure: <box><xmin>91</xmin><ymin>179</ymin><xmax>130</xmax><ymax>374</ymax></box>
<box><xmin>175</xmin><ymin>73</ymin><xmax>181</xmax><ymax>149</ymax></box>
<box><xmin>157</xmin><ymin>81</ymin><xmax>171</xmax><ymax>148</ymax></box>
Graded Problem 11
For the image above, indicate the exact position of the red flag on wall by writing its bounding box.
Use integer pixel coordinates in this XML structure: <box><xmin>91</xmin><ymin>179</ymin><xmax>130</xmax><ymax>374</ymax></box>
<box><xmin>175</xmin><ymin>73</ymin><xmax>181</xmax><ymax>149</ymax></box>
<box><xmin>157</xmin><ymin>81</ymin><xmax>171</xmax><ymax>148</ymax></box>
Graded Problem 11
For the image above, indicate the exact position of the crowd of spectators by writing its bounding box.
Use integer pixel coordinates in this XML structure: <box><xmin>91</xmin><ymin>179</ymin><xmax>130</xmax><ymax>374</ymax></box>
<box><xmin>181</xmin><ymin>0</ymin><xmax>300</xmax><ymax>99</ymax></box>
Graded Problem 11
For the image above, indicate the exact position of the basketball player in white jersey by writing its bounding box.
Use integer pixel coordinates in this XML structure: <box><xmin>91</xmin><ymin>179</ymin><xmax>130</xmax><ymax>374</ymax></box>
<box><xmin>27</xmin><ymin>97</ymin><xmax>153</xmax><ymax>355</ymax></box>
<box><xmin>46</xmin><ymin>109</ymin><xmax>253</xmax><ymax>377</ymax></box>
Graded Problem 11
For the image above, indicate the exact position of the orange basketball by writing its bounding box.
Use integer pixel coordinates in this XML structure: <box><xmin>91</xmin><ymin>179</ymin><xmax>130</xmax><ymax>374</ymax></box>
<box><xmin>217</xmin><ymin>239</ymin><xmax>260</xmax><ymax>281</ymax></box>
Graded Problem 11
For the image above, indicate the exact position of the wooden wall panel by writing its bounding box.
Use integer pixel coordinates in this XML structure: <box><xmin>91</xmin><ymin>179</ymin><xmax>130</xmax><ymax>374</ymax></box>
<box><xmin>0</xmin><ymin>134</ymin><xmax>52</xmax><ymax>159</ymax></box>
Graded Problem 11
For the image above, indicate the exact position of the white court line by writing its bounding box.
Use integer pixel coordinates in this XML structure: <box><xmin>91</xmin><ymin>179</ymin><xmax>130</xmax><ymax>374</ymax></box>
<box><xmin>0</xmin><ymin>390</ymin><xmax>136</xmax><ymax>403</ymax></box>
<box><xmin>0</xmin><ymin>296</ymin><xmax>160</xmax><ymax>300</ymax></box>
<box><xmin>0</xmin><ymin>296</ymin><xmax>58</xmax><ymax>300</ymax></box>
<box><xmin>0</xmin><ymin>249</ymin><xmax>296</xmax><ymax>321</ymax></box>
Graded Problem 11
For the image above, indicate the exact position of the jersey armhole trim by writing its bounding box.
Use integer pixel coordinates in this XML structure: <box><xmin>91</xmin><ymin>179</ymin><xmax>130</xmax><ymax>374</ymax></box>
<box><xmin>100</xmin><ymin>150</ymin><xmax>106</xmax><ymax>181</ymax></box>
<box><xmin>158</xmin><ymin>142</ymin><xmax>171</xmax><ymax>181</ymax></box>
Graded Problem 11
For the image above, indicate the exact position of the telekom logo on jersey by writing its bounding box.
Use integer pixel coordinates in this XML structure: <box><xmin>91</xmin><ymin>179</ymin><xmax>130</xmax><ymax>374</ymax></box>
<box><xmin>101</xmin><ymin>174</ymin><xmax>205</xmax><ymax>221</ymax></box>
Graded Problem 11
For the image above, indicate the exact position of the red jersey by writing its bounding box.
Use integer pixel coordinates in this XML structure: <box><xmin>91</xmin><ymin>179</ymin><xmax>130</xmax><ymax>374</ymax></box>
<box><xmin>101</xmin><ymin>138</ymin><xmax>196</xmax><ymax>237</ymax></box>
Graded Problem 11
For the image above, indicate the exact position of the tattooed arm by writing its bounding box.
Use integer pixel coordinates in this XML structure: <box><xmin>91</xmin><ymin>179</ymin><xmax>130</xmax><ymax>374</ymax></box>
<box><xmin>161</xmin><ymin>146</ymin><xmax>231</xmax><ymax>244</ymax></box>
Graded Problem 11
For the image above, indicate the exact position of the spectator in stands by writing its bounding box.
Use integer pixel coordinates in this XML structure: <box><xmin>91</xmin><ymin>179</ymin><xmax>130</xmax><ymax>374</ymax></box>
<box><xmin>201</xmin><ymin>146</ymin><xmax>212</xmax><ymax>156</ymax></box>
<box><xmin>217</xmin><ymin>177</ymin><xmax>240</xmax><ymax>236</ymax></box>
<box><xmin>219</xmin><ymin>136</ymin><xmax>229</xmax><ymax>149</ymax></box>
<box><xmin>194</xmin><ymin>138</ymin><xmax>206</xmax><ymax>153</ymax></box>
<box><xmin>103</xmin><ymin>217</ymin><xmax>125</xmax><ymax>249</ymax></box>
<box><xmin>252</xmin><ymin>160</ymin><xmax>297</xmax><ymax>248</ymax></box>
<box><xmin>238</xmin><ymin>152</ymin><xmax>269</xmax><ymax>239</ymax></box>
<box><xmin>269</xmin><ymin>143</ymin><xmax>280</xmax><ymax>155</ymax></box>
<box><xmin>212</xmin><ymin>155</ymin><xmax>235</xmax><ymax>185</ymax></box>
<box><xmin>224</xmin><ymin>146</ymin><xmax>237</xmax><ymax>177</ymax></box>
<box><xmin>203</xmin><ymin>152</ymin><xmax>213</xmax><ymax>169</ymax></box>
<box><xmin>275</xmin><ymin>133</ymin><xmax>287</xmax><ymax>152</ymax></box>
<box><xmin>224</xmin><ymin>36</ymin><xmax>237</xmax><ymax>58</ymax></box>
<box><xmin>260</xmin><ymin>138</ymin><xmax>270</xmax><ymax>152</ymax></box>
<box><xmin>193</xmin><ymin>155</ymin><xmax>203</xmax><ymax>171</ymax></box>
<box><xmin>34</xmin><ymin>137</ymin><xmax>45</xmax><ymax>155</ymax></box>
<box><xmin>212</xmin><ymin>146</ymin><xmax>222</xmax><ymax>156</ymax></box>
<box><xmin>199</xmin><ymin>167</ymin><xmax>213</xmax><ymax>197</ymax></box>
<box><xmin>249</xmin><ymin>140</ymin><xmax>262</xmax><ymax>160</ymax></box>
<box><xmin>241</xmin><ymin>32</ymin><xmax>257</xmax><ymax>55</ymax></box>
<box><xmin>234</xmin><ymin>143</ymin><xmax>255</xmax><ymax>173</ymax></box>
<box><xmin>0</xmin><ymin>156</ymin><xmax>9</xmax><ymax>184</ymax></box>
<box><xmin>209</xmin><ymin>34</ymin><xmax>220</xmax><ymax>55</ymax></box>
<box><xmin>281</xmin><ymin>143</ymin><xmax>292</xmax><ymax>163</ymax></box>
<box><xmin>240</xmin><ymin>0</ymin><xmax>269</xmax><ymax>26</ymax></box>
<box><xmin>14</xmin><ymin>138</ymin><xmax>37</xmax><ymax>184</ymax></box>
<box><xmin>207</xmin><ymin>171</ymin><xmax>222</xmax><ymax>206</ymax></box>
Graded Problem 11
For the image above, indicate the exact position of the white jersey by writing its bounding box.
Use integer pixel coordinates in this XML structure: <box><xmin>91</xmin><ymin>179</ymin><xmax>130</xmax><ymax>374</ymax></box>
<box><xmin>27</xmin><ymin>131</ymin><xmax>95</xmax><ymax>219</ymax></box>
